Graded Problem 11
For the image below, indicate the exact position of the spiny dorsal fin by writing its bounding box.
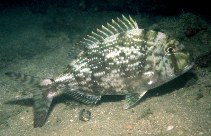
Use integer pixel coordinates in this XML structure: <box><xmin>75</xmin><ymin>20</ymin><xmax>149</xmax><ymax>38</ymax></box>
<box><xmin>79</xmin><ymin>15</ymin><xmax>138</xmax><ymax>49</ymax></box>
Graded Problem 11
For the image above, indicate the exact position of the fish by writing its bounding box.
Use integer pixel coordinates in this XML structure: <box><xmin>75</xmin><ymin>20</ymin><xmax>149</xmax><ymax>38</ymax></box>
<box><xmin>5</xmin><ymin>15</ymin><xmax>194</xmax><ymax>127</ymax></box>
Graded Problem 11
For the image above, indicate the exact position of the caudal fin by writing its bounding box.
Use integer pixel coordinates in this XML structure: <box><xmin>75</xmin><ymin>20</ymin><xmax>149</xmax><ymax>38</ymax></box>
<box><xmin>5</xmin><ymin>72</ymin><xmax>54</xmax><ymax>127</ymax></box>
<box><xmin>33</xmin><ymin>88</ymin><xmax>53</xmax><ymax>127</ymax></box>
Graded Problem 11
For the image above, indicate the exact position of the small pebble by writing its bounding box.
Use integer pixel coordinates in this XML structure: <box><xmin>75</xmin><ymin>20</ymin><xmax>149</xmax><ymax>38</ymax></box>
<box><xmin>79</xmin><ymin>109</ymin><xmax>91</xmax><ymax>122</ymax></box>
<box><xmin>166</xmin><ymin>125</ymin><xmax>174</xmax><ymax>131</ymax></box>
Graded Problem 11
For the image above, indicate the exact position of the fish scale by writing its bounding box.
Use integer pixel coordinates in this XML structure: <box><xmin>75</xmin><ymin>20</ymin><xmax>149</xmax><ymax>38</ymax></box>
<box><xmin>5</xmin><ymin>15</ymin><xmax>193</xmax><ymax>127</ymax></box>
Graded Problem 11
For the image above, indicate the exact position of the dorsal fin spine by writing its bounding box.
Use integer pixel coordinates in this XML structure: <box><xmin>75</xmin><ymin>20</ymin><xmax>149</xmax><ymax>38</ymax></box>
<box><xmin>112</xmin><ymin>19</ymin><xmax>124</xmax><ymax>31</ymax></box>
<box><xmin>107</xmin><ymin>22</ymin><xmax>118</xmax><ymax>33</ymax></box>
<box><xmin>83</xmin><ymin>38</ymin><xmax>95</xmax><ymax>44</ymax></box>
<box><xmin>122</xmin><ymin>15</ymin><xmax>134</xmax><ymax>29</ymax></box>
<box><xmin>97</xmin><ymin>28</ymin><xmax>109</xmax><ymax>37</ymax></box>
<box><xmin>87</xmin><ymin>35</ymin><xmax>98</xmax><ymax>42</ymax></box>
<box><xmin>92</xmin><ymin>31</ymin><xmax>104</xmax><ymax>40</ymax></box>
<box><xmin>79</xmin><ymin>41</ymin><xmax>86</xmax><ymax>45</ymax></box>
<box><xmin>129</xmin><ymin>16</ymin><xmax>138</xmax><ymax>28</ymax></box>
<box><xmin>117</xmin><ymin>17</ymin><xmax>129</xmax><ymax>30</ymax></box>
<box><xmin>102</xmin><ymin>25</ymin><xmax>114</xmax><ymax>35</ymax></box>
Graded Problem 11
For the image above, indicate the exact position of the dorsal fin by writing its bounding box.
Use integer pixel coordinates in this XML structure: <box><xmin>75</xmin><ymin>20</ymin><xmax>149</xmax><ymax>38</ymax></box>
<box><xmin>79</xmin><ymin>15</ymin><xmax>139</xmax><ymax>49</ymax></box>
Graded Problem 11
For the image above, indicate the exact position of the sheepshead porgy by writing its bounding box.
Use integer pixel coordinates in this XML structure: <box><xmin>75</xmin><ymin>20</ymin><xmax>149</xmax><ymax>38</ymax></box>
<box><xmin>6</xmin><ymin>15</ymin><xmax>193</xmax><ymax>127</ymax></box>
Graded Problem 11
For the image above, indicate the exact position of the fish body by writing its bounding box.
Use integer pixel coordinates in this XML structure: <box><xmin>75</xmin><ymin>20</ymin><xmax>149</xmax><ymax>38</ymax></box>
<box><xmin>6</xmin><ymin>15</ymin><xmax>193</xmax><ymax>127</ymax></box>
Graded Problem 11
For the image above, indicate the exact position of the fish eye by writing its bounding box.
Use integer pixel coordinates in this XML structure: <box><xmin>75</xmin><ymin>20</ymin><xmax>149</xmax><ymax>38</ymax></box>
<box><xmin>165</xmin><ymin>46</ymin><xmax>175</xmax><ymax>54</ymax></box>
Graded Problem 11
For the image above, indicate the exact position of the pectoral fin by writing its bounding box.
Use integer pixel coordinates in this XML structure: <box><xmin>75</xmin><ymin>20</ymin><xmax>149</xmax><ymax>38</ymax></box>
<box><xmin>124</xmin><ymin>91</ymin><xmax>147</xmax><ymax>109</ymax></box>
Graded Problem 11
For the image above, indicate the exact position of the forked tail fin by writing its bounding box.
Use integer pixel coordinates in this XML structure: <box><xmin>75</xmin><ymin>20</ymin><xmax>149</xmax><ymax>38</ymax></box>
<box><xmin>5</xmin><ymin>72</ymin><xmax>55</xmax><ymax>127</ymax></box>
<box><xmin>33</xmin><ymin>88</ymin><xmax>54</xmax><ymax>127</ymax></box>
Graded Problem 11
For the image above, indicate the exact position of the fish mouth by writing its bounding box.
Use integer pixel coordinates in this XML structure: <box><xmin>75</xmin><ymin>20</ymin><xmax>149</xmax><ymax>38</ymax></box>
<box><xmin>181</xmin><ymin>62</ymin><xmax>194</xmax><ymax>74</ymax></box>
<box><xmin>175</xmin><ymin>62</ymin><xmax>194</xmax><ymax>77</ymax></box>
<box><xmin>167</xmin><ymin>62</ymin><xmax>194</xmax><ymax>82</ymax></box>
<box><xmin>173</xmin><ymin>50</ymin><xmax>194</xmax><ymax>75</ymax></box>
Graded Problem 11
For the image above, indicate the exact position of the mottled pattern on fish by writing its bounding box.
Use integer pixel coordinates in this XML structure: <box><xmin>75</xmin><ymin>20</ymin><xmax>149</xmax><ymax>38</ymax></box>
<box><xmin>6</xmin><ymin>15</ymin><xmax>193</xmax><ymax>127</ymax></box>
<box><xmin>54</xmin><ymin>15</ymin><xmax>191</xmax><ymax>96</ymax></box>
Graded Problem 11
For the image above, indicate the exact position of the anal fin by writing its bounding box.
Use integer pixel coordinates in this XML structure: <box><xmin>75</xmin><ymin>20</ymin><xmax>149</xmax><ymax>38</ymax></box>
<box><xmin>124</xmin><ymin>91</ymin><xmax>147</xmax><ymax>109</ymax></box>
<box><xmin>68</xmin><ymin>91</ymin><xmax>101</xmax><ymax>104</ymax></box>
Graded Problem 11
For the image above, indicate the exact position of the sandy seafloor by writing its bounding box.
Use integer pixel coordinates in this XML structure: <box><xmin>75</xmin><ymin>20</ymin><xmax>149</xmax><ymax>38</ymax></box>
<box><xmin>0</xmin><ymin>7</ymin><xmax>211</xmax><ymax>136</ymax></box>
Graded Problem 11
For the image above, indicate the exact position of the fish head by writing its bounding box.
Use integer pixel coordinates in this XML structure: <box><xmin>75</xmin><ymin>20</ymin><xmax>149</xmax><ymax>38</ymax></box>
<box><xmin>160</xmin><ymin>38</ymin><xmax>194</xmax><ymax>79</ymax></box>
